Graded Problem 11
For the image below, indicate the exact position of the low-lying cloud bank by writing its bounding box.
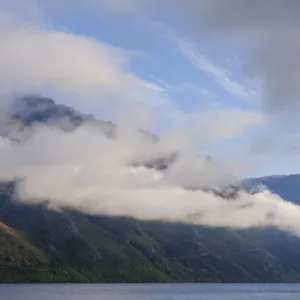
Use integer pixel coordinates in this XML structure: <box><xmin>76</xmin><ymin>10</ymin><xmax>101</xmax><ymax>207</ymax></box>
<box><xmin>0</xmin><ymin>1</ymin><xmax>300</xmax><ymax>238</ymax></box>
<box><xmin>1</xmin><ymin>121</ymin><xmax>300</xmax><ymax>237</ymax></box>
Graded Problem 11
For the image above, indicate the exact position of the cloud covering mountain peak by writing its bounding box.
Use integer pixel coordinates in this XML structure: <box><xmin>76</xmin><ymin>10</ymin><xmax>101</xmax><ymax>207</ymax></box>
<box><xmin>0</xmin><ymin>95</ymin><xmax>300</xmax><ymax>238</ymax></box>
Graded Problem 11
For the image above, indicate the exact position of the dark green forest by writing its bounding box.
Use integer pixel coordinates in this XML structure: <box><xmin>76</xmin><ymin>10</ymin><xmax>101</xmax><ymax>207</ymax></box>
<box><xmin>1</xmin><ymin>182</ymin><xmax>300</xmax><ymax>283</ymax></box>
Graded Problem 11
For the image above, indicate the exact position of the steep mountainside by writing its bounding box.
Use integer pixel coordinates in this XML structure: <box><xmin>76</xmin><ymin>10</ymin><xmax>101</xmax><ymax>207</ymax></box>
<box><xmin>242</xmin><ymin>175</ymin><xmax>300</xmax><ymax>204</ymax></box>
<box><xmin>1</xmin><ymin>182</ymin><xmax>300</xmax><ymax>283</ymax></box>
<box><xmin>1</xmin><ymin>95</ymin><xmax>300</xmax><ymax>283</ymax></box>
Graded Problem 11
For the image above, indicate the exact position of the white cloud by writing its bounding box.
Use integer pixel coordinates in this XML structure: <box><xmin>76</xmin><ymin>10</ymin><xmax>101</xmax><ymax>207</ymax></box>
<box><xmin>0</xmin><ymin>123</ymin><xmax>299</xmax><ymax>236</ymax></box>
<box><xmin>200</xmin><ymin>108</ymin><xmax>264</xmax><ymax>140</ymax></box>
<box><xmin>0</xmin><ymin>5</ymin><xmax>168</xmax><ymax>111</ymax></box>
<box><xmin>1</xmin><ymin>0</ymin><xmax>300</xmax><ymax>236</ymax></box>
<box><xmin>91</xmin><ymin>0</ymin><xmax>300</xmax><ymax>114</ymax></box>
<box><xmin>174</xmin><ymin>37</ymin><xmax>256</xmax><ymax>102</ymax></box>
<box><xmin>168</xmin><ymin>107</ymin><xmax>264</xmax><ymax>148</ymax></box>
<box><xmin>167</xmin><ymin>1</ymin><xmax>300</xmax><ymax>113</ymax></box>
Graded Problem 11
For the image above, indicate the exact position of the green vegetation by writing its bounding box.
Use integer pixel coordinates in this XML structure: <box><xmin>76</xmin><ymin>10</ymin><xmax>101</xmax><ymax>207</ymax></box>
<box><xmin>1</xmin><ymin>184</ymin><xmax>300</xmax><ymax>283</ymax></box>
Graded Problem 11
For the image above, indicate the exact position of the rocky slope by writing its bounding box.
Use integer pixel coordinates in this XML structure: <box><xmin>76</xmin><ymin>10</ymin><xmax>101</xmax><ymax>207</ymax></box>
<box><xmin>1</xmin><ymin>95</ymin><xmax>300</xmax><ymax>283</ymax></box>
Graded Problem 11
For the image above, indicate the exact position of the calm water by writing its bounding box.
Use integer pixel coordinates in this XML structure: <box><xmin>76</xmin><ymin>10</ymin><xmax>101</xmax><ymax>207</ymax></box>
<box><xmin>1</xmin><ymin>284</ymin><xmax>300</xmax><ymax>300</ymax></box>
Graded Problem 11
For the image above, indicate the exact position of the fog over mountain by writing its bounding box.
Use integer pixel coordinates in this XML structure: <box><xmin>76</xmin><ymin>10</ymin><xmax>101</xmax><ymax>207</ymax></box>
<box><xmin>3</xmin><ymin>1</ymin><xmax>300</xmax><ymax>283</ymax></box>
<box><xmin>0</xmin><ymin>96</ymin><xmax>299</xmax><ymax>239</ymax></box>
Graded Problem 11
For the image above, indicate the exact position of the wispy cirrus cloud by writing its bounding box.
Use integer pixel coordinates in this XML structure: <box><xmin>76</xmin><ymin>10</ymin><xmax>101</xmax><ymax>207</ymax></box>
<box><xmin>2</xmin><ymin>0</ymin><xmax>300</xmax><ymax>236</ymax></box>
<box><xmin>174</xmin><ymin>37</ymin><xmax>257</xmax><ymax>102</ymax></box>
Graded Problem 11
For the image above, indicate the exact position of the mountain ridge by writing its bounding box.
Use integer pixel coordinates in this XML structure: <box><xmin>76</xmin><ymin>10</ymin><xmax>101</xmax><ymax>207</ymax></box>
<box><xmin>1</xmin><ymin>95</ymin><xmax>300</xmax><ymax>283</ymax></box>
<box><xmin>241</xmin><ymin>174</ymin><xmax>300</xmax><ymax>204</ymax></box>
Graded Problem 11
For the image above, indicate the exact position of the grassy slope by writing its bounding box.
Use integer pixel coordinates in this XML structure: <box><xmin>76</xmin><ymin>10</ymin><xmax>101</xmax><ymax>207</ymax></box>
<box><xmin>1</xmin><ymin>184</ymin><xmax>300</xmax><ymax>283</ymax></box>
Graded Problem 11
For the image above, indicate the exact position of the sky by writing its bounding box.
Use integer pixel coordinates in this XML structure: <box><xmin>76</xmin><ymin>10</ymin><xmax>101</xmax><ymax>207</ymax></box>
<box><xmin>3</xmin><ymin>1</ymin><xmax>300</xmax><ymax>234</ymax></box>
<box><xmin>1</xmin><ymin>0</ymin><xmax>300</xmax><ymax>178</ymax></box>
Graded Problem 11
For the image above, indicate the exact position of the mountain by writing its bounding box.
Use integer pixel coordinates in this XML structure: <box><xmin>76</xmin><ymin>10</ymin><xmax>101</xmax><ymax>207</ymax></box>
<box><xmin>2</xmin><ymin>180</ymin><xmax>300</xmax><ymax>283</ymax></box>
<box><xmin>242</xmin><ymin>175</ymin><xmax>300</xmax><ymax>204</ymax></box>
<box><xmin>1</xmin><ymin>95</ymin><xmax>300</xmax><ymax>283</ymax></box>
<box><xmin>3</xmin><ymin>94</ymin><xmax>158</xmax><ymax>142</ymax></box>
<box><xmin>0</xmin><ymin>94</ymin><xmax>116</xmax><ymax>140</ymax></box>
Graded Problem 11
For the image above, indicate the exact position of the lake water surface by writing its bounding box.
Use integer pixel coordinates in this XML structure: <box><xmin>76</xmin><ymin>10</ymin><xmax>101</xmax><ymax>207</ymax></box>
<box><xmin>2</xmin><ymin>283</ymin><xmax>300</xmax><ymax>299</ymax></box>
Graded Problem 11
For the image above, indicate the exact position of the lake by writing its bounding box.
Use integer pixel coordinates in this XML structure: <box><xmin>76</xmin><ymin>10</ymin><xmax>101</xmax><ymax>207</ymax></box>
<box><xmin>1</xmin><ymin>283</ymin><xmax>300</xmax><ymax>299</ymax></box>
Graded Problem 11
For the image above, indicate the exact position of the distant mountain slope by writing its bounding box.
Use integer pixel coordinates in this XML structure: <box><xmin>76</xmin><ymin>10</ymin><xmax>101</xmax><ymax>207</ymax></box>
<box><xmin>242</xmin><ymin>175</ymin><xmax>300</xmax><ymax>204</ymax></box>
<box><xmin>3</xmin><ymin>94</ymin><xmax>157</xmax><ymax>142</ymax></box>
<box><xmin>1</xmin><ymin>95</ymin><xmax>300</xmax><ymax>283</ymax></box>
<box><xmin>10</xmin><ymin>95</ymin><xmax>89</xmax><ymax>125</ymax></box>
<box><xmin>0</xmin><ymin>179</ymin><xmax>300</xmax><ymax>282</ymax></box>
<box><xmin>1</xmin><ymin>94</ymin><xmax>116</xmax><ymax>138</ymax></box>
<box><xmin>1</xmin><ymin>181</ymin><xmax>300</xmax><ymax>283</ymax></box>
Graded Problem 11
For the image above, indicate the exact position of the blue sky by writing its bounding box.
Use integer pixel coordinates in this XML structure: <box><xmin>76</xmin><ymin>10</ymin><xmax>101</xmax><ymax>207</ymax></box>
<box><xmin>1</xmin><ymin>0</ymin><xmax>300</xmax><ymax>177</ymax></box>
